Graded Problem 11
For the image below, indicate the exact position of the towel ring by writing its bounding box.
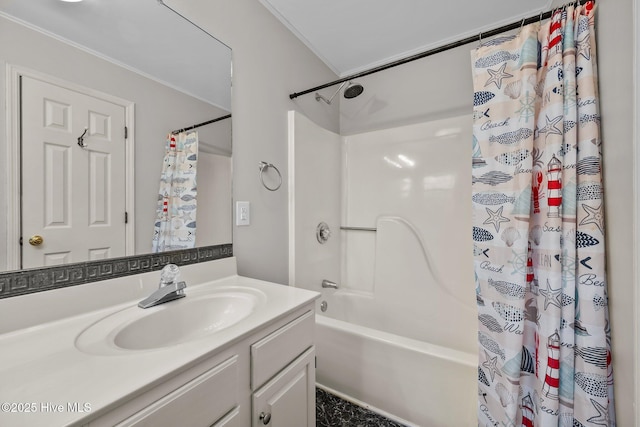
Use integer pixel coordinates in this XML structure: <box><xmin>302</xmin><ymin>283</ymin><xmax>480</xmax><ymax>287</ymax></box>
<box><xmin>259</xmin><ymin>161</ymin><xmax>282</xmax><ymax>191</ymax></box>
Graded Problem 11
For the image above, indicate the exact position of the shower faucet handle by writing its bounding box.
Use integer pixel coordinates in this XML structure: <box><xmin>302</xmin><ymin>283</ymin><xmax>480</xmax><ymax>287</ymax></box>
<box><xmin>320</xmin><ymin>227</ymin><xmax>331</xmax><ymax>240</ymax></box>
<box><xmin>316</xmin><ymin>222</ymin><xmax>331</xmax><ymax>243</ymax></box>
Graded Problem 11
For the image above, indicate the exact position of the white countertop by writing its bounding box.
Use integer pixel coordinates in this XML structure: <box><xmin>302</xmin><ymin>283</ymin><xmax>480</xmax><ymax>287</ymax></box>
<box><xmin>0</xmin><ymin>258</ymin><xmax>319</xmax><ymax>427</ymax></box>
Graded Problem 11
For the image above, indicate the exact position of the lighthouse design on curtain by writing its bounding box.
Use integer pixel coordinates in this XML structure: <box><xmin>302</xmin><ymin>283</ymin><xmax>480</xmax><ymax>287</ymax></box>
<box><xmin>152</xmin><ymin>131</ymin><xmax>199</xmax><ymax>252</ymax></box>
<box><xmin>542</xmin><ymin>330</ymin><xmax>561</xmax><ymax>399</ymax></box>
<box><xmin>546</xmin><ymin>155</ymin><xmax>562</xmax><ymax>218</ymax></box>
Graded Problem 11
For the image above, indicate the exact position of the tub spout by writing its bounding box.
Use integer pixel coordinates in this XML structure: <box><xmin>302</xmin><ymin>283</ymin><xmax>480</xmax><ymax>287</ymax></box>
<box><xmin>322</xmin><ymin>279</ymin><xmax>338</xmax><ymax>289</ymax></box>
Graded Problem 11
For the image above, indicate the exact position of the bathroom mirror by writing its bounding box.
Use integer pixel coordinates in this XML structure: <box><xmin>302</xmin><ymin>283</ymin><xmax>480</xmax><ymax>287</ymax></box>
<box><xmin>0</xmin><ymin>0</ymin><xmax>232</xmax><ymax>274</ymax></box>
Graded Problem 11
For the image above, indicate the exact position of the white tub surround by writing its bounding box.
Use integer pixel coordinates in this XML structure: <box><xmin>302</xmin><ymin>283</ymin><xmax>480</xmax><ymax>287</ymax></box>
<box><xmin>0</xmin><ymin>257</ymin><xmax>320</xmax><ymax>426</ymax></box>
<box><xmin>289</xmin><ymin>112</ymin><xmax>477</xmax><ymax>425</ymax></box>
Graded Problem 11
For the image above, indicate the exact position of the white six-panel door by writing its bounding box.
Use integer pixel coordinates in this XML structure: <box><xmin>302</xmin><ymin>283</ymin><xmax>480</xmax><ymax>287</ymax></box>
<box><xmin>20</xmin><ymin>75</ymin><xmax>127</xmax><ymax>268</ymax></box>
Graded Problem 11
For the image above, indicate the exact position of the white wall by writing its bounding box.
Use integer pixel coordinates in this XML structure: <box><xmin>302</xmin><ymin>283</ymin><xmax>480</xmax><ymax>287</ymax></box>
<box><xmin>165</xmin><ymin>0</ymin><xmax>341</xmax><ymax>285</ymax></box>
<box><xmin>339</xmin><ymin>43</ymin><xmax>474</xmax><ymax>136</ymax></box>
<box><xmin>0</xmin><ymin>15</ymin><xmax>232</xmax><ymax>268</ymax></box>
<box><xmin>595</xmin><ymin>1</ymin><xmax>636</xmax><ymax>424</ymax></box>
<box><xmin>288</xmin><ymin>111</ymin><xmax>342</xmax><ymax>292</ymax></box>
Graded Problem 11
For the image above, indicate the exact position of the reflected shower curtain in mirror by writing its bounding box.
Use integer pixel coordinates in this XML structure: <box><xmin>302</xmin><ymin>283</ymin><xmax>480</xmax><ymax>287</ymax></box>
<box><xmin>471</xmin><ymin>3</ymin><xmax>614</xmax><ymax>425</ymax></box>
<box><xmin>152</xmin><ymin>131</ymin><xmax>198</xmax><ymax>252</ymax></box>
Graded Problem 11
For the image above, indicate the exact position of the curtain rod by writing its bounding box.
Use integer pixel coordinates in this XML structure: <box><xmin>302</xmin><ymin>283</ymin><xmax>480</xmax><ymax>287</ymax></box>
<box><xmin>171</xmin><ymin>114</ymin><xmax>231</xmax><ymax>135</ymax></box>
<box><xmin>289</xmin><ymin>0</ymin><xmax>593</xmax><ymax>100</ymax></box>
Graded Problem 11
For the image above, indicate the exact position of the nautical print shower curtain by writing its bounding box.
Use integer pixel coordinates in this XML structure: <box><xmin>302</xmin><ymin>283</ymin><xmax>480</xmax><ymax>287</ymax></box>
<box><xmin>471</xmin><ymin>3</ymin><xmax>614</xmax><ymax>425</ymax></box>
<box><xmin>152</xmin><ymin>131</ymin><xmax>198</xmax><ymax>252</ymax></box>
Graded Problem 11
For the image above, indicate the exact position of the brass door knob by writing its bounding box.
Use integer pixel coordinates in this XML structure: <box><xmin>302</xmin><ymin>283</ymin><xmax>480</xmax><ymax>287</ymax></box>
<box><xmin>29</xmin><ymin>235</ymin><xmax>44</xmax><ymax>246</ymax></box>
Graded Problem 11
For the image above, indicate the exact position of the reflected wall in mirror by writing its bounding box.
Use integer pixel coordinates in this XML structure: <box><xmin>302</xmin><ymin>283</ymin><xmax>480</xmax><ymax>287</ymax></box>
<box><xmin>0</xmin><ymin>0</ymin><xmax>232</xmax><ymax>274</ymax></box>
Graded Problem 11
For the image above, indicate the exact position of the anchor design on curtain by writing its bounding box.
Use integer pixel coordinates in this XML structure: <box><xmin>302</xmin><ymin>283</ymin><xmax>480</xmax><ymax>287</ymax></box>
<box><xmin>152</xmin><ymin>131</ymin><xmax>199</xmax><ymax>252</ymax></box>
<box><xmin>471</xmin><ymin>3</ymin><xmax>614</xmax><ymax>425</ymax></box>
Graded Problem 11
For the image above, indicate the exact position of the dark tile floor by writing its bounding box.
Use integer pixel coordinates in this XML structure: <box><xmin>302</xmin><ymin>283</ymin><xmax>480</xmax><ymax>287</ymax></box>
<box><xmin>316</xmin><ymin>388</ymin><xmax>408</xmax><ymax>427</ymax></box>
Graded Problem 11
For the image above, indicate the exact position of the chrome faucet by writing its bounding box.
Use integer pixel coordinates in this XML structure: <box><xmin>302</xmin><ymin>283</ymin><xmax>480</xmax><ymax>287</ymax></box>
<box><xmin>138</xmin><ymin>264</ymin><xmax>187</xmax><ymax>309</ymax></box>
<box><xmin>321</xmin><ymin>279</ymin><xmax>339</xmax><ymax>289</ymax></box>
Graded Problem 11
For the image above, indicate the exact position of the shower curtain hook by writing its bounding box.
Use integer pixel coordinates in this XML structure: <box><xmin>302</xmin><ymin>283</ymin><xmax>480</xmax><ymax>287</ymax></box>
<box><xmin>519</xmin><ymin>18</ymin><xmax>525</xmax><ymax>31</ymax></box>
<box><xmin>478</xmin><ymin>32</ymin><xmax>482</xmax><ymax>47</ymax></box>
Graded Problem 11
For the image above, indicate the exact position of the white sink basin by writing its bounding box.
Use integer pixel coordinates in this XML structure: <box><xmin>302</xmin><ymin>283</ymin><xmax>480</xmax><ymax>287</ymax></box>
<box><xmin>75</xmin><ymin>288</ymin><xmax>266</xmax><ymax>355</ymax></box>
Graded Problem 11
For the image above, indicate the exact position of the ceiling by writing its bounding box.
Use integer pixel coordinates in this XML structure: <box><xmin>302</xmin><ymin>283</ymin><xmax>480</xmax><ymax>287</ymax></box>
<box><xmin>259</xmin><ymin>0</ymin><xmax>552</xmax><ymax>77</ymax></box>
<box><xmin>0</xmin><ymin>0</ymin><xmax>231</xmax><ymax>111</ymax></box>
<box><xmin>1</xmin><ymin>0</ymin><xmax>554</xmax><ymax>104</ymax></box>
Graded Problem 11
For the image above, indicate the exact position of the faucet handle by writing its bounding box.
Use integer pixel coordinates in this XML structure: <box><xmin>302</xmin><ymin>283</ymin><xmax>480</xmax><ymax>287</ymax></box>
<box><xmin>159</xmin><ymin>264</ymin><xmax>181</xmax><ymax>287</ymax></box>
<box><xmin>175</xmin><ymin>280</ymin><xmax>187</xmax><ymax>296</ymax></box>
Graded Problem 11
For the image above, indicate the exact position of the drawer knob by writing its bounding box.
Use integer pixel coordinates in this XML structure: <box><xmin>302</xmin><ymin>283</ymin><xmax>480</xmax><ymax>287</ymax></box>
<box><xmin>259</xmin><ymin>412</ymin><xmax>272</xmax><ymax>425</ymax></box>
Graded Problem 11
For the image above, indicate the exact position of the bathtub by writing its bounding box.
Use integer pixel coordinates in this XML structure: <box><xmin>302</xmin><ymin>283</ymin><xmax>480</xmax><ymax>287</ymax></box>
<box><xmin>315</xmin><ymin>313</ymin><xmax>477</xmax><ymax>426</ymax></box>
<box><xmin>312</xmin><ymin>218</ymin><xmax>478</xmax><ymax>426</ymax></box>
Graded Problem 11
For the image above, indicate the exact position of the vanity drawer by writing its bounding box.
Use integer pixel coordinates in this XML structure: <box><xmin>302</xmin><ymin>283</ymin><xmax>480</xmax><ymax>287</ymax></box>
<box><xmin>250</xmin><ymin>310</ymin><xmax>314</xmax><ymax>390</ymax></box>
<box><xmin>115</xmin><ymin>355</ymin><xmax>238</xmax><ymax>427</ymax></box>
<box><xmin>211</xmin><ymin>407</ymin><xmax>242</xmax><ymax>427</ymax></box>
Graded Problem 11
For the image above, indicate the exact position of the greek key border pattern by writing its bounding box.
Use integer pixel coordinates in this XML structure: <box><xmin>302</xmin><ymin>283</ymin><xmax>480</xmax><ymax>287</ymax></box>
<box><xmin>0</xmin><ymin>244</ymin><xmax>232</xmax><ymax>299</ymax></box>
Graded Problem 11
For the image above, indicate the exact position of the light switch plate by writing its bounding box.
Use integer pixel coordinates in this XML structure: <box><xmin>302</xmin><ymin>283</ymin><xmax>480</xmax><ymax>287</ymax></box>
<box><xmin>236</xmin><ymin>201</ymin><xmax>250</xmax><ymax>226</ymax></box>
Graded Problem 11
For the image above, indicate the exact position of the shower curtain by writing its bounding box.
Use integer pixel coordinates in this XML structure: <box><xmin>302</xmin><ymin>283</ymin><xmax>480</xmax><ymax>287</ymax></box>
<box><xmin>471</xmin><ymin>3</ymin><xmax>614</xmax><ymax>425</ymax></box>
<box><xmin>152</xmin><ymin>131</ymin><xmax>199</xmax><ymax>252</ymax></box>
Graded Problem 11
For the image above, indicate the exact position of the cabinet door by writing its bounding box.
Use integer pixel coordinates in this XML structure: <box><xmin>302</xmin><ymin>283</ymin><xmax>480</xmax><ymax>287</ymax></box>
<box><xmin>114</xmin><ymin>356</ymin><xmax>238</xmax><ymax>427</ymax></box>
<box><xmin>252</xmin><ymin>347</ymin><xmax>315</xmax><ymax>427</ymax></box>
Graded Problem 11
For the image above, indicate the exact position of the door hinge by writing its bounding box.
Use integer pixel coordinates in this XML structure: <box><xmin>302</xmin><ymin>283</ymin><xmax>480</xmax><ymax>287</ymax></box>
<box><xmin>125</xmin><ymin>212</ymin><xmax>128</xmax><ymax>224</ymax></box>
<box><xmin>124</xmin><ymin>126</ymin><xmax>128</xmax><ymax>139</ymax></box>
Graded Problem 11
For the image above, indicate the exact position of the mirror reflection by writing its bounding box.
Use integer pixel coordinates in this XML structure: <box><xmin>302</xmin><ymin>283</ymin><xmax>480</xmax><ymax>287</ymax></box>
<box><xmin>0</xmin><ymin>0</ymin><xmax>232</xmax><ymax>272</ymax></box>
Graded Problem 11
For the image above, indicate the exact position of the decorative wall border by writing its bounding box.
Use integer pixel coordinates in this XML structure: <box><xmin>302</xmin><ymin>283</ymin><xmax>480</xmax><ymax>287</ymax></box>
<box><xmin>0</xmin><ymin>244</ymin><xmax>232</xmax><ymax>299</ymax></box>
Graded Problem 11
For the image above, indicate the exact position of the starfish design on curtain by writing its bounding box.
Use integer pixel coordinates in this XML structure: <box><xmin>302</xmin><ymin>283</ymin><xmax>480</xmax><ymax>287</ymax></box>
<box><xmin>536</xmin><ymin>114</ymin><xmax>563</xmax><ymax>139</ymax></box>
<box><xmin>484</xmin><ymin>206</ymin><xmax>510</xmax><ymax>232</ymax></box>
<box><xmin>539</xmin><ymin>279</ymin><xmax>562</xmax><ymax>310</ymax></box>
<box><xmin>577</xmin><ymin>33</ymin><xmax>592</xmax><ymax>60</ymax></box>
<box><xmin>185</xmin><ymin>142</ymin><xmax>197</xmax><ymax>156</ymax></box>
<box><xmin>586</xmin><ymin>398</ymin><xmax>610</xmax><ymax>425</ymax></box>
<box><xmin>180</xmin><ymin>210</ymin><xmax>194</xmax><ymax>222</ymax></box>
<box><xmin>482</xmin><ymin>350</ymin><xmax>503</xmax><ymax>382</ymax></box>
<box><xmin>579</xmin><ymin>203</ymin><xmax>604</xmax><ymax>234</ymax></box>
<box><xmin>485</xmin><ymin>63</ymin><xmax>513</xmax><ymax>89</ymax></box>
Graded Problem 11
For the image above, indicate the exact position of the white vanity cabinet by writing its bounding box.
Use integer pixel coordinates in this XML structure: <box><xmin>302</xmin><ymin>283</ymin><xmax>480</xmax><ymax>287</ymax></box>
<box><xmin>83</xmin><ymin>305</ymin><xmax>316</xmax><ymax>427</ymax></box>
<box><xmin>250</xmin><ymin>310</ymin><xmax>315</xmax><ymax>427</ymax></box>
<box><xmin>252</xmin><ymin>348</ymin><xmax>315</xmax><ymax>427</ymax></box>
<box><xmin>116</xmin><ymin>355</ymin><xmax>241</xmax><ymax>427</ymax></box>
